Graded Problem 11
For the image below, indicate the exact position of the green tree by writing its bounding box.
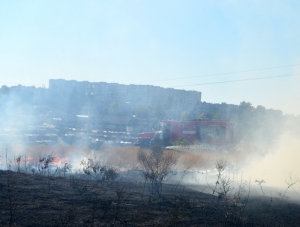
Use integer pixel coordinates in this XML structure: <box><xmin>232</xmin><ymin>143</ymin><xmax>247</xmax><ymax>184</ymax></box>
<box><xmin>108</xmin><ymin>102</ymin><xmax>122</xmax><ymax>116</ymax></box>
<box><xmin>0</xmin><ymin>85</ymin><xmax>9</xmax><ymax>96</ymax></box>
<box><xmin>197</xmin><ymin>113</ymin><xmax>207</xmax><ymax>120</ymax></box>
<box><xmin>239</xmin><ymin>101</ymin><xmax>253</xmax><ymax>115</ymax></box>
<box><xmin>135</xmin><ymin>105</ymin><xmax>151</xmax><ymax>119</ymax></box>
<box><xmin>180</xmin><ymin>111</ymin><xmax>192</xmax><ymax>121</ymax></box>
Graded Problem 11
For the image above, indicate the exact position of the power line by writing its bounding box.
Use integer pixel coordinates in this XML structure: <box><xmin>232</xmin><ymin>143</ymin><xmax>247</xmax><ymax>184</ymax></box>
<box><xmin>143</xmin><ymin>63</ymin><xmax>300</xmax><ymax>83</ymax></box>
<box><xmin>93</xmin><ymin>73</ymin><xmax>300</xmax><ymax>95</ymax></box>
<box><xmin>171</xmin><ymin>73</ymin><xmax>300</xmax><ymax>88</ymax></box>
<box><xmin>1</xmin><ymin>63</ymin><xmax>298</xmax><ymax>89</ymax></box>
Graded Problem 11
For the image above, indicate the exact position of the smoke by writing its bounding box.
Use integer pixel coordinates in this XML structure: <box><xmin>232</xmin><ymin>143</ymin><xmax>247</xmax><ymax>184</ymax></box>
<box><xmin>1</xmin><ymin>133</ymin><xmax>300</xmax><ymax>198</ymax></box>
<box><xmin>243</xmin><ymin>133</ymin><xmax>300</xmax><ymax>189</ymax></box>
<box><xmin>167</xmin><ymin>130</ymin><xmax>300</xmax><ymax>194</ymax></box>
<box><xmin>173</xmin><ymin>143</ymin><xmax>252</xmax><ymax>171</ymax></box>
<box><xmin>177</xmin><ymin>151</ymin><xmax>207</xmax><ymax>169</ymax></box>
<box><xmin>1</xmin><ymin>83</ymin><xmax>300</xmax><ymax>197</ymax></box>
<box><xmin>0</xmin><ymin>143</ymin><xmax>137</xmax><ymax>166</ymax></box>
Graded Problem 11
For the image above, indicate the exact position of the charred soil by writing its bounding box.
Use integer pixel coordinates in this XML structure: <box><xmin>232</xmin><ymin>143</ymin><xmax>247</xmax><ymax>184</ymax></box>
<box><xmin>1</xmin><ymin>170</ymin><xmax>300</xmax><ymax>226</ymax></box>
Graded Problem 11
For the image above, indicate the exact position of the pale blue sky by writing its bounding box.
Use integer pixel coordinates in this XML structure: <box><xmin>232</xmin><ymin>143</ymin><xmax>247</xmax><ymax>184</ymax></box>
<box><xmin>0</xmin><ymin>1</ymin><xmax>300</xmax><ymax>114</ymax></box>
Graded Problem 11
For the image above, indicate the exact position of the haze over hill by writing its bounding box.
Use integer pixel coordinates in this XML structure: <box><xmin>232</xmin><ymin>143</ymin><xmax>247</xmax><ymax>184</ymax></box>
<box><xmin>0</xmin><ymin>79</ymin><xmax>300</xmax><ymax>192</ymax></box>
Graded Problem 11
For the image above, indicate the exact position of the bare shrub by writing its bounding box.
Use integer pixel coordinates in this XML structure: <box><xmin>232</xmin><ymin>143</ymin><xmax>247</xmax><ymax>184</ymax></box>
<box><xmin>63</xmin><ymin>163</ymin><xmax>73</xmax><ymax>178</ymax></box>
<box><xmin>37</xmin><ymin>154</ymin><xmax>57</xmax><ymax>176</ymax></box>
<box><xmin>213</xmin><ymin>158</ymin><xmax>227</xmax><ymax>196</ymax></box>
<box><xmin>277</xmin><ymin>174</ymin><xmax>299</xmax><ymax>200</ymax></box>
<box><xmin>23</xmin><ymin>155</ymin><xmax>29</xmax><ymax>173</ymax></box>
<box><xmin>208</xmin><ymin>159</ymin><xmax>251</xmax><ymax>226</ymax></box>
<box><xmin>103</xmin><ymin>166</ymin><xmax>119</xmax><ymax>181</ymax></box>
<box><xmin>255</xmin><ymin>179</ymin><xmax>266</xmax><ymax>195</ymax></box>
<box><xmin>81</xmin><ymin>158</ymin><xmax>102</xmax><ymax>178</ymax></box>
<box><xmin>138</xmin><ymin>148</ymin><xmax>178</xmax><ymax>197</ymax></box>
<box><xmin>80</xmin><ymin>158</ymin><xmax>119</xmax><ymax>181</ymax></box>
<box><xmin>35</xmin><ymin>154</ymin><xmax>58</xmax><ymax>192</ymax></box>
<box><xmin>15</xmin><ymin>156</ymin><xmax>21</xmax><ymax>173</ymax></box>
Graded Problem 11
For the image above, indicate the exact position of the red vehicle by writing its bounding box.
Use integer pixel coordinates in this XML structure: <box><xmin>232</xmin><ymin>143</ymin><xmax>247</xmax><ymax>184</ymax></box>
<box><xmin>138</xmin><ymin>120</ymin><xmax>235</xmax><ymax>147</ymax></box>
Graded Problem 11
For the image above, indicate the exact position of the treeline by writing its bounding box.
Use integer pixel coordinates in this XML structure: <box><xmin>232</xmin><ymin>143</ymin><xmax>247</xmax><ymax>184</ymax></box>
<box><xmin>199</xmin><ymin>101</ymin><xmax>300</xmax><ymax>143</ymax></box>
<box><xmin>176</xmin><ymin>101</ymin><xmax>300</xmax><ymax>144</ymax></box>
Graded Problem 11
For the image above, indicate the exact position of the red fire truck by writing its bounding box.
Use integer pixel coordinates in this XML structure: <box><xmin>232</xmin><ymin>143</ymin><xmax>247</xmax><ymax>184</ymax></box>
<box><xmin>137</xmin><ymin>120</ymin><xmax>235</xmax><ymax>147</ymax></box>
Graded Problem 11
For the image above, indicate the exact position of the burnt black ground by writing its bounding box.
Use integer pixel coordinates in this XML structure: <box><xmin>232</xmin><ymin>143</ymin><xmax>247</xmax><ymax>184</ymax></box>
<box><xmin>1</xmin><ymin>170</ymin><xmax>300</xmax><ymax>226</ymax></box>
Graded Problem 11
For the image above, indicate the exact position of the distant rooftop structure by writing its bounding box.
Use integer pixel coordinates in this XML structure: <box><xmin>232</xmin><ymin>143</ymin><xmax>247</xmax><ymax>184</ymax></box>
<box><xmin>49</xmin><ymin>79</ymin><xmax>202</xmax><ymax>115</ymax></box>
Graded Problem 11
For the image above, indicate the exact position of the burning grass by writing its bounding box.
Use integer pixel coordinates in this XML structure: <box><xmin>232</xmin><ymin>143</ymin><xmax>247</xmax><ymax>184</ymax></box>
<box><xmin>1</xmin><ymin>144</ymin><xmax>300</xmax><ymax>226</ymax></box>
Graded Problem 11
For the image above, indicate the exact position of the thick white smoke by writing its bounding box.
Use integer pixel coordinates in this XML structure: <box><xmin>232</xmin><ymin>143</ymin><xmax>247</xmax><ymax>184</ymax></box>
<box><xmin>243</xmin><ymin>133</ymin><xmax>300</xmax><ymax>190</ymax></box>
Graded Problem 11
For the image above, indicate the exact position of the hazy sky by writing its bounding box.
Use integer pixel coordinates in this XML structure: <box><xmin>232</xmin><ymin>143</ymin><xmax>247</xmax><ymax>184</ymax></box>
<box><xmin>1</xmin><ymin>1</ymin><xmax>300</xmax><ymax>115</ymax></box>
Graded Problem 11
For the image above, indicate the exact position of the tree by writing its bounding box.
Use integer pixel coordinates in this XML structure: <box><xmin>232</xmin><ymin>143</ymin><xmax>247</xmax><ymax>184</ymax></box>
<box><xmin>153</xmin><ymin>104</ymin><xmax>165</xmax><ymax>120</ymax></box>
<box><xmin>0</xmin><ymin>85</ymin><xmax>9</xmax><ymax>96</ymax></box>
<box><xmin>138</xmin><ymin>149</ymin><xmax>177</xmax><ymax>197</ymax></box>
<box><xmin>180</xmin><ymin>111</ymin><xmax>192</xmax><ymax>121</ymax></box>
<box><xmin>108</xmin><ymin>102</ymin><xmax>122</xmax><ymax>116</ymax></box>
<box><xmin>239</xmin><ymin>101</ymin><xmax>253</xmax><ymax>115</ymax></box>
<box><xmin>197</xmin><ymin>113</ymin><xmax>207</xmax><ymax>120</ymax></box>
<box><xmin>135</xmin><ymin>105</ymin><xmax>151</xmax><ymax>119</ymax></box>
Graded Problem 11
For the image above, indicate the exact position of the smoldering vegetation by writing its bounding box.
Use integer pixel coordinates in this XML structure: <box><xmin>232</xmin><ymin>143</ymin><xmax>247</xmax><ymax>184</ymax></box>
<box><xmin>1</xmin><ymin>85</ymin><xmax>300</xmax><ymax>225</ymax></box>
<box><xmin>2</xmin><ymin>145</ymin><xmax>300</xmax><ymax>226</ymax></box>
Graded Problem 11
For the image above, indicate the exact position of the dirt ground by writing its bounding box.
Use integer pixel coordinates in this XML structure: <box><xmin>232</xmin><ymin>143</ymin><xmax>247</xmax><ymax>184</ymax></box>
<box><xmin>1</xmin><ymin>170</ymin><xmax>300</xmax><ymax>227</ymax></box>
